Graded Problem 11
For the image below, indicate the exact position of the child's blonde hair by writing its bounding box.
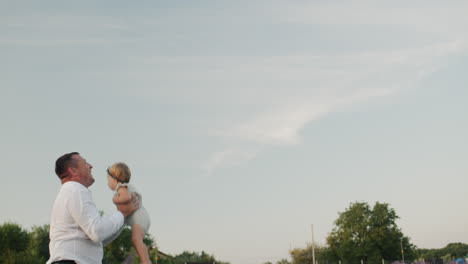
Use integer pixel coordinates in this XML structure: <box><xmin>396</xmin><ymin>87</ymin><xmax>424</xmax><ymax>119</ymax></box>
<box><xmin>108</xmin><ymin>162</ymin><xmax>131</xmax><ymax>183</ymax></box>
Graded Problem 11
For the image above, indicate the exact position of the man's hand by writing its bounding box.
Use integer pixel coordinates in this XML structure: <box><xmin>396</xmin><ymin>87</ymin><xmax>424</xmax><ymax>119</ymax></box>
<box><xmin>115</xmin><ymin>193</ymin><xmax>140</xmax><ymax>217</ymax></box>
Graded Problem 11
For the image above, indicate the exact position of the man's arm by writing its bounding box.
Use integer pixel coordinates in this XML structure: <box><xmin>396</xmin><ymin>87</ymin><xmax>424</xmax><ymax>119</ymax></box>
<box><xmin>102</xmin><ymin>223</ymin><xmax>124</xmax><ymax>246</ymax></box>
<box><xmin>68</xmin><ymin>186</ymin><xmax>124</xmax><ymax>243</ymax></box>
<box><xmin>103</xmin><ymin>195</ymin><xmax>140</xmax><ymax>245</ymax></box>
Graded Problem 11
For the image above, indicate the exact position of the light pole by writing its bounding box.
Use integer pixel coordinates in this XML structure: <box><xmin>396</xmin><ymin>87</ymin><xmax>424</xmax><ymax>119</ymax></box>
<box><xmin>400</xmin><ymin>238</ymin><xmax>405</xmax><ymax>263</ymax></box>
<box><xmin>311</xmin><ymin>224</ymin><xmax>316</xmax><ymax>264</ymax></box>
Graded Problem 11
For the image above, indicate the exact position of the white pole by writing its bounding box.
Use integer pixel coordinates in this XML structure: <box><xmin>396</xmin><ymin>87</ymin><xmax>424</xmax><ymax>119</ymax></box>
<box><xmin>401</xmin><ymin>238</ymin><xmax>405</xmax><ymax>263</ymax></box>
<box><xmin>311</xmin><ymin>224</ymin><xmax>316</xmax><ymax>264</ymax></box>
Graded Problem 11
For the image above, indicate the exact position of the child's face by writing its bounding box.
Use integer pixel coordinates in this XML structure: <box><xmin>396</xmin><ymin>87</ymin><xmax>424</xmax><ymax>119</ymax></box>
<box><xmin>107</xmin><ymin>174</ymin><xmax>118</xmax><ymax>190</ymax></box>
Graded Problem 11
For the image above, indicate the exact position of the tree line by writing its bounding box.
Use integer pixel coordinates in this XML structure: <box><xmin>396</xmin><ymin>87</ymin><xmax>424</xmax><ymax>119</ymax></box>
<box><xmin>0</xmin><ymin>222</ymin><xmax>229</xmax><ymax>264</ymax></box>
<box><xmin>264</xmin><ymin>202</ymin><xmax>468</xmax><ymax>264</ymax></box>
<box><xmin>1</xmin><ymin>201</ymin><xmax>466</xmax><ymax>264</ymax></box>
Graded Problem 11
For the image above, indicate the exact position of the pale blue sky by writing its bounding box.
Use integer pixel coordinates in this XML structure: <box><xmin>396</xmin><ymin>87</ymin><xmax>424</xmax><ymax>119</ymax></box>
<box><xmin>1</xmin><ymin>1</ymin><xmax>467</xmax><ymax>264</ymax></box>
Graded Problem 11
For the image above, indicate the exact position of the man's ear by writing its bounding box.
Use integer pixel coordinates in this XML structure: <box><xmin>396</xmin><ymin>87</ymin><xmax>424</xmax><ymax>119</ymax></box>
<box><xmin>67</xmin><ymin>166</ymin><xmax>77</xmax><ymax>177</ymax></box>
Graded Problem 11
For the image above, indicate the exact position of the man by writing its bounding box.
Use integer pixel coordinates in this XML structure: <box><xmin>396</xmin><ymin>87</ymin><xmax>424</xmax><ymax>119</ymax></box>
<box><xmin>47</xmin><ymin>152</ymin><xmax>139</xmax><ymax>264</ymax></box>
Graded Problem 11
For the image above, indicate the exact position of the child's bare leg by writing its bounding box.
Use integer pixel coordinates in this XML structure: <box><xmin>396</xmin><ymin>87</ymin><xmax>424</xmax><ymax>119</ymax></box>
<box><xmin>132</xmin><ymin>224</ymin><xmax>151</xmax><ymax>264</ymax></box>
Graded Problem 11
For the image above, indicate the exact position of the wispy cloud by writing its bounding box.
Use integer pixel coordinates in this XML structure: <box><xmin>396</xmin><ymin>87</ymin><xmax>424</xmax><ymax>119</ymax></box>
<box><xmin>202</xmin><ymin>147</ymin><xmax>261</xmax><ymax>178</ymax></box>
<box><xmin>0</xmin><ymin>38</ymin><xmax>133</xmax><ymax>47</ymax></box>
<box><xmin>200</xmin><ymin>88</ymin><xmax>393</xmax><ymax>178</ymax></box>
<box><xmin>6</xmin><ymin>5</ymin><xmax>465</xmax><ymax>178</ymax></box>
<box><xmin>275</xmin><ymin>1</ymin><xmax>468</xmax><ymax>34</ymax></box>
<box><xmin>223</xmin><ymin>89</ymin><xmax>391</xmax><ymax>146</ymax></box>
<box><xmin>2</xmin><ymin>13</ymin><xmax>132</xmax><ymax>30</ymax></box>
<box><xmin>200</xmin><ymin>40</ymin><xmax>467</xmax><ymax>176</ymax></box>
<box><xmin>120</xmin><ymin>39</ymin><xmax>466</xmax><ymax>180</ymax></box>
<box><xmin>0</xmin><ymin>14</ymin><xmax>133</xmax><ymax>47</ymax></box>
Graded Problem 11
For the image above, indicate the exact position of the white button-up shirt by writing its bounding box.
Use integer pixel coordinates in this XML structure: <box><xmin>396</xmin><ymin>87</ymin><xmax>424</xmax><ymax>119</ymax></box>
<box><xmin>47</xmin><ymin>181</ymin><xmax>124</xmax><ymax>264</ymax></box>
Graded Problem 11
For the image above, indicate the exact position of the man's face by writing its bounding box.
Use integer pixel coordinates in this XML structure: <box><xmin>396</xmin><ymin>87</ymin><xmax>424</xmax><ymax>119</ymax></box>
<box><xmin>71</xmin><ymin>154</ymin><xmax>94</xmax><ymax>187</ymax></box>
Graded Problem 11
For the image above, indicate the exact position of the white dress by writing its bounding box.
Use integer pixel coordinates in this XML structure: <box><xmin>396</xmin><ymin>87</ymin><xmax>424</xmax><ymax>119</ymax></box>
<box><xmin>115</xmin><ymin>182</ymin><xmax>151</xmax><ymax>233</ymax></box>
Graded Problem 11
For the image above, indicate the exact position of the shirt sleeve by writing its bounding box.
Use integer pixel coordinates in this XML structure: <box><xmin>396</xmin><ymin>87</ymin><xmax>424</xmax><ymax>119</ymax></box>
<box><xmin>67</xmin><ymin>185</ymin><xmax>124</xmax><ymax>243</ymax></box>
<box><xmin>102</xmin><ymin>224</ymin><xmax>124</xmax><ymax>246</ymax></box>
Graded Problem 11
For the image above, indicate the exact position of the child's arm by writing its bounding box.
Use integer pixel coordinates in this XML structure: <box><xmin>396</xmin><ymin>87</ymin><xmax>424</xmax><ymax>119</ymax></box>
<box><xmin>112</xmin><ymin>187</ymin><xmax>132</xmax><ymax>204</ymax></box>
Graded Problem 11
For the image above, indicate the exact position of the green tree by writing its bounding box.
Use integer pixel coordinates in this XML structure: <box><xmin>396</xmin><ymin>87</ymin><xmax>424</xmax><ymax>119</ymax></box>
<box><xmin>276</xmin><ymin>259</ymin><xmax>292</xmax><ymax>264</ymax></box>
<box><xmin>0</xmin><ymin>222</ymin><xmax>30</xmax><ymax>264</ymax></box>
<box><xmin>326</xmin><ymin>202</ymin><xmax>416</xmax><ymax>264</ymax></box>
<box><xmin>417</xmin><ymin>243</ymin><xmax>468</xmax><ymax>260</ymax></box>
<box><xmin>0</xmin><ymin>222</ymin><xmax>29</xmax><ymax>253</ymax></box>
<box><xmin>103</xmin><ymin>226</ymin><xmax>158</xmax><ymax>264</ymax></box>
<box><xmin>28</xmin><ymin>225</ymin><xmax>50</xmax><ymax>262</ymax></box>
<box><xmin>0</xmin><ymin>222</ymin><xmax>49</xmax><ymax>264</ymax></box>
<box><xmin>103</xmin><ymin>227</ymin><xmax>133</xmax><ymax>263</ymax></box>
<box><xmin>441</xmin><ymin>243</ymin><xmax>468</xmax><ymax>259</ymax></box>
<box><xmin>290</xmin><ymin>244</ymin><xmax>332</xmax><ymax>264</ymax></box>
<box><xmin>158</xmin><ymin>250</ymin><xmax>230</xmax><ymax>264</ymax></box>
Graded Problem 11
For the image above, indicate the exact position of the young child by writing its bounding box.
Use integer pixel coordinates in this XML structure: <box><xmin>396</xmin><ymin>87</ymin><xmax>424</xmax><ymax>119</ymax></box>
<box><xmin>107</xmin><ymin>162</ymin><xmax>152</xmax><ymax>264</ymax></box>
